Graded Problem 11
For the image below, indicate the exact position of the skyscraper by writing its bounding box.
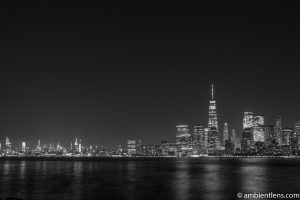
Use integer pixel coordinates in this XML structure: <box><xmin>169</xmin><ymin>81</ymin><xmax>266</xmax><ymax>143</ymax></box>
<box><xmin>243</xmin><ymin>112</ymin><xmax>254</xmax><ymax>130</ymax></box>
<box><xmin>223</xmin><ymin>123</ymin><xmax>229</xmax><ymax>146</ymax></box>
<box><xmin>22</xmin><ymin>142</ymin><xmax>26</xmax><ymax>152</ymax></box>
<box><xmin>79</xmin><ymin>139</ymin><xmax>82</xmax><ymax>153</ymax></box>
<box><xmin>176</xmin><ymin>125</ymin><xmax>191</xmax><ymax>144</ymax></box>
<box><xmin>294</xmin><ymin>121</ymin><xmax>300</xmax><ymax>149</ymax></box>
<box><xmin>275</xmin><ymin>116</ymin><xmax>282</xmax><ymax>146</ymax></box>
<box><xmin>193</xmin><ymin>125</ymin><xmax>203</xmax><ymax>142</ymax></box>
<box><xmin>231</xmin><ymin>129</ymin><xmax>236</xmax><ymax>145</ymax></box>
<box><xmin>208</xmin><ymin>84</ymin><xmax>219</xmax><ymax>153</ymax></box>
<box><xmin>208</xmin><ymin>84</ymin><xmax>218</xmax><ymax>130</ymax></box>
<box><xmin>127</xmin><ymin>138</ymin><xmax>136</xmax><ymax>156</ymax></box>
<box><xmin>36</xmin><ymin>139</ymin><xmax>41</xmax><ymax>152</ymax></box>
<box><xmin>5</xmin><ymin>137</ymin><xmax>11</xmax><ymax>149</ymax></box>
<box><xmin>204</xmin><ymin>128</ymin><xmax>209</xmax><ymax>147</ymax></box>
<box><xmin>253</xmin><ymin>116</ymin><xmax>265</xmax><ymax>142</ymax></box>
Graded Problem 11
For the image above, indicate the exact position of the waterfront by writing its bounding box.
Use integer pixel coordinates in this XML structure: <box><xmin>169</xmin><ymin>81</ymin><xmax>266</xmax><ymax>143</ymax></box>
<box><xmin>0</xmin><ymin>158</ymin><xmax>300</xmax><ymax>200</ymax></box>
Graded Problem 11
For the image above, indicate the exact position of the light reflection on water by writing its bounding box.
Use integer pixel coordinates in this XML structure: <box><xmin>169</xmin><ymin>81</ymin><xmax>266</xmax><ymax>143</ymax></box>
<box><xmin>0</xmin><ymin>158</ymin><xmax>299</xmax><ymax>200</ymax></box>
<box><xmin>173</xmin><ymin>160</ymin><xmax>190</xmax><ymax>200</ymax></box>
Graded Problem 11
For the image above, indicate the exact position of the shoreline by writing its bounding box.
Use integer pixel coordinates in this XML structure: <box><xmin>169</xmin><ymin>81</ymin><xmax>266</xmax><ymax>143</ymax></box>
<box><xmin>0</xmin><ymin>156</ymin><xmax>299</xmax><ymax>161</ymax></box>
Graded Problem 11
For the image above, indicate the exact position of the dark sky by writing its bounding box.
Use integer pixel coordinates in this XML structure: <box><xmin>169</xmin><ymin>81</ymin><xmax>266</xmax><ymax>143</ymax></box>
<box><xmin>0</xmin><ymin>1</ymin><xmax>299</xmax><ymax>149</ymax></box>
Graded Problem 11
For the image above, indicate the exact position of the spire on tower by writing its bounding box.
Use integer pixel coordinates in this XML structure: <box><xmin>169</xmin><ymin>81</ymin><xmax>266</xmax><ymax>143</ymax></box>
<box><xmin>211</xmin><ymin>84</ymin><xmax>214</xmax><ymax>100</ymax></box>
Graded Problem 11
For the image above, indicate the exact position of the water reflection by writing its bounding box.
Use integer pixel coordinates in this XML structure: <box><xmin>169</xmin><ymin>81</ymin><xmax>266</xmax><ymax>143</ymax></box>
<box><xmin>0</xmin><ymin>159</ymin><xmax>299</xmax><ymax>200</ymax></box>
<box><xmin>71</xmin><ymin>161</ymin><xmax>83</xmax><ymax>199</ymax></box>
<box><xmin>240</xmin><ymin>159</ymin><xmax>267</xmax><ymax>194</ymax></box>
<box><xmin>173</xmin><ymin>160</ymin><xmax>190</xmax><ymax>200</ymax></box>
<box><xmin>202</xmin><ymin>161</ymin><xmax>221</xmax><ymax>200</ymax></box>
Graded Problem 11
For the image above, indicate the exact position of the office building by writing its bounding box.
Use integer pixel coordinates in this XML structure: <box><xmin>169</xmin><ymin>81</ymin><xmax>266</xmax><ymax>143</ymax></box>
<box><xmin>208</xmin><ymin>84</ymin><xmax>218</xmax><ymax>130</ymax></box>
<box><xmin>22</xmin><ymin>142</ymin><xmax>26</xmax><ymax>152</ymax></box>
<box><xmin>193</xmin><ymin>125</ymin><xmax>204</xmax><ymax>142</ymax></box>
<box><xmin>127</xmin><ymin>138</ymin><xmax>136</xmax><ymax>156</ymax></box>
<box><xmin>176</xmin><ymin>125</ymin><xmax>191</xmax><ymax>144</ymax></box>
<box><xmin>223</xmin><ymin>123</ymin><xmax>229</xmax><ymax>147</ymax></box>
<box><xmin>243</xmin><ymin>112</ymin><xmax>254</xmax><ymax>130</ymax></box>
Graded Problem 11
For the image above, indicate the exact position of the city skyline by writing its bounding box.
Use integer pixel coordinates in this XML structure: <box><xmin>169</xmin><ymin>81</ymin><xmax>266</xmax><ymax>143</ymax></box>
<box><xmin>1</xmin><ymin>2</ymin><xmax>300</xmax><ymax>200</ymax></box>
<box><xmin>1</xmin><ymin>2</ymin><xmax>300</xmax><ymax>149</ymax></box>
<box><xmin>1</xmin><ymin>84</ymin><xmax>299</xmax><ymax>154</ymax></box>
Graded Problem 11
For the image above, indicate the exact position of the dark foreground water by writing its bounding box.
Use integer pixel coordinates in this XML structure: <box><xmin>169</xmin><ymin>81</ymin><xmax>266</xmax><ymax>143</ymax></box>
<box><xmin>0</xmin><ymin>158</ymin><xmax>300</xmax><ymax>200</ymax></box>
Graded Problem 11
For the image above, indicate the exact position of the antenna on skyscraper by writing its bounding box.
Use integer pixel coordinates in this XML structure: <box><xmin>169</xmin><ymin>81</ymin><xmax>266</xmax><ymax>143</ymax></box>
<box><xmin>211</xmin><ymin>84</ymin><xmax>214</xmax><ymax>100</ymax></box>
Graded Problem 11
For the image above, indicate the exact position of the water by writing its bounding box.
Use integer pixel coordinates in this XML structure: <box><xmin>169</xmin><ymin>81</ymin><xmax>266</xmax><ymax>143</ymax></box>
<box><xmin>0</xmin><ymin>158</ymin><xmax>300</xmax><ymax>200</ymax></box>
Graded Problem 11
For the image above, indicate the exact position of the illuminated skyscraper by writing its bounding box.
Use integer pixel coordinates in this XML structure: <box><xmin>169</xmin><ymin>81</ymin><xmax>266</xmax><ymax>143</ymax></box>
<box><xmin>208</xmin><ymin>84</ymin><xmax>218</xmax><ymax>130</ymax></box>
<box><xmin>294</xmin><ymin>121</ymin><xmax>300</xmax><ymax>149</ymax></box>
<box><xmin>5</xmin><ymin>137</ymin><xmax>11</xmax><ymax>149</ymax></box>
<box><xmin>253</xmin><ymin>126</ymin><xmax>265</xmax><ymax>142</ymax></box>
<box><xmin>176</xmin><ymin>125</ymin><xmax>191</xmax><ymax>144</ymax></box>
<box><xmin>22</xmin><ymin>142</ymin><xmax>26</xmax><ymax>152</ymax></box>
<box><xmin>204</xmin><ymin>128</ymin><xmax>209</xmax><ymax>147</ymax></box>
<box><xmin>208</xmin><ymin>127</ymin><xmax>219</xmax><ymax>152</ymax></box>
<box><xmin>193</xmin><ymin>125</ymin><xmax>203</xmax><ymax>142</ymax></box>
<box><xmin>208</xmin><ymin>84</ymin><xmax>219</xmax><ymax>152</ymax></box>
<box><xmin>36</xmin><ymin>139</ymin><xmax>41</xmax><ymax>152</ymax></box>
<box><xmin>243</xmin><ymin>112</ymin><xmax>254</xmax><ymax>130</ymax></box>
<box><xmin>79</xmin><ymin>139</ymin><xmax>82</xmax><ymax>153</ymax></box>
<box><xmin>275</xmin><ymin>116</ymin><xmax>282</xmax><ymax>146</ymax></box>
<box><xmin>136</xmin><ymin>139</ymin><xmax>142</xmax><ymax>155</ymax></box>
<box><xmin>253</xmin><ymin>116</ymin><xmax>265</xmax><ymax>142</ymax></box>
<box><xmin>282</xmin><ymin>127</ymin><xmax>293</xmax><ymax>145</ymax></box>
<box><xmin>127</xmin><ymin>138</ymin><xmax>136</xmax><ymax>156</ymax></box>
<box><xmin>223</xmin><ymin>123</ymin><xmax>229</xmax><ymax>146</ymax></box>
<box><xmin>231</xmin><ymin>129</ymin><xmax>236</xmax><ymax>144</ymax></box>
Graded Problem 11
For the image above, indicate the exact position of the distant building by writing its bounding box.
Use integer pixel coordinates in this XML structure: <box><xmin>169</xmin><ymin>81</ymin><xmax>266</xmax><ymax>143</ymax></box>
<box><xmin>193</xmin><ymin>125</ymin><xmax>203</xmax><ymax>142</ymax></box>
<box><xmin>241</xmin><ymin>128</ymin><xmax>254</xmax><ymax>154</ymax></box>
<box><xmin>207</xmin><ymin>84</ymin><xmax>219</xmax><ymax>154</ymax></box>
<box><xmin>294</xmin><ymin>121</ymin><xmax>300</xmax><ymax>149</ymax></box>
<box><xmin>223</xmin><ymin>123</ymin><xmax>229</xmax><ymax>147</ymax></box>
<box><xmin>176</xmin><ymin>125</ymin><xmax>191</xmax><ymax>144</ymax></box>
<box><xmin>253</xmin><ymin>125</ymin><xmax>265</xmax><ymax>142</ymax></box>
<box><xmin>243</xmin><ymin>112</ymin><xmax>254</xmax><ymax>130</ymax></box>
<box><xmin>225</xmin><ymin>139</ymin><xmax>234</xmax><ymax>155</ymax></box>
<box><xmin>79</xmin><ymin>139</ymin><xmax>82</xmax><ymax>153</ymax></box>
<box><xmin>36</xmin><ymin>139</ymin><xmax>41</xmax><ymax>152</ymax></box>
<box><xmin>289</xmin><ymin>132</ymin><xmax>298</xmax><ymax>153</ymax></box>
<box><xmin>275</xmin><ymin>116</ymin><xmax>282</xmax><ymax>146</ymax></box>
<box><xmin>127</xmin><ymin>139</ymin><xmax>136</xmax><ymax>156</ymax></box>
<box><xmin>282</xmin><ymin>128</ymin><xmax>293</xmax><ymax>145</ymax></box>
<box><xmin>5</xmin><ymin>137</ymin><xmax>11</xmax><ymax>149</ymax></box>
<box><xmin>231</xmin><ymin>129</ymin><xmax>237</xmax><ymax>150</ymax></box>
<box><xmin>208</xmin><ymin>84</ymin><xmax>218</xmax><ymax>130</ymax></box>
<box><xmin>208</xmin><ymin>127</ymin><xmax>219</xmax><ymax>153</ymax></box>
<box><xmin>117</xmin><ymin>145</ymin><xmax>122</xmax><ymax>154</ymax></box>
<box><xmin>136</xmin><ymin>139</ymin><xmax>142</xmax><ymax>155</ymax></box>
<box><xmin>22</xmin><ymin>142</ymin><xmax>26</xmax><ymax>153</ymax></box>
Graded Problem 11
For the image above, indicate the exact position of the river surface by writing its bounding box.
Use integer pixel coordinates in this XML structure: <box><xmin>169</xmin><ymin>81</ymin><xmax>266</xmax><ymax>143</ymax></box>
<box><xmin>0</xmin><ymin>158</ymin><xmax>300</xmax><ymax>200</ymax></box>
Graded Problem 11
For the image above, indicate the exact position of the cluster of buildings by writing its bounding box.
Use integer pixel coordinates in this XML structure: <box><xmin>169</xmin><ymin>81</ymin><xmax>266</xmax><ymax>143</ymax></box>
<box><xmin>121</xmin><ymin>85</ymin><xmax>300</xmax><ymax>157</ymax></box>
<box><xmin>1</xmin><ymin>85</ymin><xmax>299</xmax><ymax>157</ymax></box>
<box><xmin>0</xmin><ymin>137</ymin><xmax>109</xmax><ymax>157</ymax></box>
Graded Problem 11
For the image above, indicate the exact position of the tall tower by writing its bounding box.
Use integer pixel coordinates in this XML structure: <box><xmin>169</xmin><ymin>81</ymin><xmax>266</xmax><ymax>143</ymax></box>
<box><xmin>208</xmin><ymin>84</ymin><xmax>218</xmax><ymax>130</ymax></box>
<box><xmin>176</xmin><ymin>125</ymin><xmax>191</xmax><ymax>144</ymax></box>
<box><xmin>231</xmin><ymin>129</ymin><xmax>236</xmax><ymax>149</ymax></box>
<box><xmin>275</xmin><ymin>116</ymin><xmax>282</xmax><ymax>146</ymax></box>
<box><xmin>223</xmin><ymin>123</ymin><xmax>229</xmax><ymax>144</ymax></box>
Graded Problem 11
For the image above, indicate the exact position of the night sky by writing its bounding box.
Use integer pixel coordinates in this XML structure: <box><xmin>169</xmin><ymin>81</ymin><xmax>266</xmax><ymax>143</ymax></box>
<box><xmin>0</xmin><ymin>2</ymin><xmax>299</xmax><ymax>149</ymax></box>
